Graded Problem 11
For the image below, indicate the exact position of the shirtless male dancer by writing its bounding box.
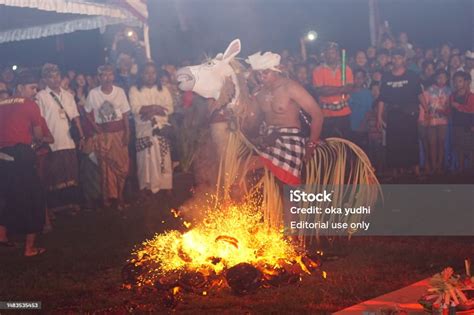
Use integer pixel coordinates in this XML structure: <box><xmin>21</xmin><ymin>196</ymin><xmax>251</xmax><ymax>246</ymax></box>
<box><xmin>233</xmin><ymin>51</ymin><xmax>323</xmax><ymax>192</ymax></box>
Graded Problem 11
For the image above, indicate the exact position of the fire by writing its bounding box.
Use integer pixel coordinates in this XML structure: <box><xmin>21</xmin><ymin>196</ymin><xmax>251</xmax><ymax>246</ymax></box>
<box><xmin>172</xmin><ymin>286</ymin><xmax>180</xmax><ymax>295</ymax></box>
<box><xmin>125</xmin><ymin>199</ymin><xmax>321</xmax><ymax>295</ymax></box>
<box><xmin>171</xmin><ymin>208</ymin><xmax>180</xmax><ymax>218</ymax></box>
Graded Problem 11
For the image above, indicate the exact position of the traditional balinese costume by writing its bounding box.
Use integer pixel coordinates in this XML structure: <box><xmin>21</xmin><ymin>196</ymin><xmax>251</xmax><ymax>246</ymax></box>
<box><xmin>85</xmin><ymin>85</ymin><xmax>131</xmax><ymax>203</ymax></box>
<box><xmin>246</xmin><ymin>52</ymin><xmax>306</xmax><ymax>186</ymax></box>
<box><xmin>129</xmin><ymin>85</ymin><xmax>174</xmax><ymax>193</ymax></box>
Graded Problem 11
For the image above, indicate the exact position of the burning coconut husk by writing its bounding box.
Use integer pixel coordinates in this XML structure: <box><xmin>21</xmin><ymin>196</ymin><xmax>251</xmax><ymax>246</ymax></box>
<box><xmin>123</xmin><ymin>199</ymin><xmax>323</xmax><ymax>301</ymax></box>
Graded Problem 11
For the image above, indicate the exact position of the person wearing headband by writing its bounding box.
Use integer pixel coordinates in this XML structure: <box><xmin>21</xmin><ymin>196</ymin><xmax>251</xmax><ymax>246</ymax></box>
<box><xmin>234</xmin><ymin>51</ymin><xmax>323</xmax><ymax>190</ymax></box>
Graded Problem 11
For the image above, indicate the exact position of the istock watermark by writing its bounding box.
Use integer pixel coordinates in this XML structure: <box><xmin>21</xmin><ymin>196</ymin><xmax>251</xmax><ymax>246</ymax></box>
<box><xmin>283</xmin><ymin>184</ymin><xmax>474</xmax><ymax>236</ymax></box>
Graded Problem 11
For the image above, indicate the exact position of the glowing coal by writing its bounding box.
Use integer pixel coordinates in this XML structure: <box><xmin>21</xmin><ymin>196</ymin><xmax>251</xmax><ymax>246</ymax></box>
<box><xmin>124</xmin><ymin>199</ymin><xmax>321</xmax><ymax>300</ymax></box>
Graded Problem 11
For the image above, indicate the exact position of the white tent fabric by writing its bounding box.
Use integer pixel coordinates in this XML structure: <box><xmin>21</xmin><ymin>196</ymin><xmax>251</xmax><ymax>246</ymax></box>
<box><xmin>0</xmin><ymin>0</ymin><xmax>133</xmax><ymax>18</ymax></box>
<box><xmin>0</xmin><ymin>0</ymin><xmax>143</xmax><ymax>44</ymax></box>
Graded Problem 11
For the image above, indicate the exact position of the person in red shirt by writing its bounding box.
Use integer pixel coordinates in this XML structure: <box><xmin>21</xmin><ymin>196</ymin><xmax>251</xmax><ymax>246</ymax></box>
<box><xmin>0</xmin><ymin>71</ymin><xmax>48</xmax><ymax>256</ymax></box>
<box><xmin>312</xmin><ymin>42</ymin><xmax>354</xmax><ymax>138</ymax></box>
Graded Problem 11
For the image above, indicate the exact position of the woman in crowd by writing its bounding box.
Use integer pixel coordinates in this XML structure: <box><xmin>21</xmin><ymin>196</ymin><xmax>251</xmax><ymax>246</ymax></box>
<box><xmin>73</xmin><ymin>73</ymin><xmax>89</xmax><ymax>108</ymax></box>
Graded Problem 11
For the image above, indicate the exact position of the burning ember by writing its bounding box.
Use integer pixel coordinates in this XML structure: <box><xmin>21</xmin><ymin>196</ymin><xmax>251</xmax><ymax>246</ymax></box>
<box><xmin>123</xmin><ymin>200</ymin><xmax>322</xmax><ymax>298</ymax></box>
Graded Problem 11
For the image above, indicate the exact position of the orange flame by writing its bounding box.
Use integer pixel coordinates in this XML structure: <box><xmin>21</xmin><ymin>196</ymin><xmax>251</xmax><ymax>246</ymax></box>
<box><xmin>173</xmin><ymin>286</ymin><xmax>181</xmax><ymax>295</ymax></box>
<box><xmin>171</xmin><ymin>208</ymin><xmax>181</xmax><ymax>218</ymax></box>
<box><xmin>129</xmin><ymin>201</ymin><xmax>306</xmax><ymax>286</ymax></box>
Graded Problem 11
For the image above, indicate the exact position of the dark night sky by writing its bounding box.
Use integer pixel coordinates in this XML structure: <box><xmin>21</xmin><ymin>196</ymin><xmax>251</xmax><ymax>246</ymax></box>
<box><xmin>0</xmin><ymin>0</ymin><xmax>472</xmax><ymax>71</ymax></box>
<box><xmin>150</xmin><ymin>0</ymin><xmax>473</xmax><ymax>63</ymax></box>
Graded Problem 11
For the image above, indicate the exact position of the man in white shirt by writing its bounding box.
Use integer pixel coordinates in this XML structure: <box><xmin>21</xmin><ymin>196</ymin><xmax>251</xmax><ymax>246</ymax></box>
<box><xmin>36</xmin><ymin>63</ymin><xmax>85</xmax><ymax>213</ymax></box>
<box><xmin>85</xmin><ymin>65</ymin><xmax>131</xmax><ymax>210</ymax></box>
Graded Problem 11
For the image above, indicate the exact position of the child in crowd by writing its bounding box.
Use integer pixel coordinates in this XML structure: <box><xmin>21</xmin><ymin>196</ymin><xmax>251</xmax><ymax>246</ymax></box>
<box><xmin>349</xmin><ymin>69</ymin><xmax>373</xmax><ymax>150</ymax></box>
<box><xmin>424</xmin><ymin>70</ymin><xmax>451</xmax><ymax>175</ymax></box>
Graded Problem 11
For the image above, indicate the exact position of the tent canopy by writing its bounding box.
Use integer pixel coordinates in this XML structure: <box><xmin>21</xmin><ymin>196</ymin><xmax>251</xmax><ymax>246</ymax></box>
<box><xmin>0</xmin><ymin>0</ymin><xmax>144</xmax><ymax>44</ymax></box>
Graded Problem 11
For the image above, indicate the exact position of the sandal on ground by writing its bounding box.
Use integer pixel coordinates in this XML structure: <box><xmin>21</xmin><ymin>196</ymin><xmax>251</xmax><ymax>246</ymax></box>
<box><xmin>24</xmin><ymin>248</ymin><xmax>46</xmax><ymax>257</ymax></box>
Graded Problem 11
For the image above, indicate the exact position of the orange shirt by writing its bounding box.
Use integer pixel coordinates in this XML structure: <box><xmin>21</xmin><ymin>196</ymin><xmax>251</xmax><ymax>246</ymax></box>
<box><xmin>313</xmin><ymin>64</ymin><xmax>353</xmax><ymax>117</ymax></box>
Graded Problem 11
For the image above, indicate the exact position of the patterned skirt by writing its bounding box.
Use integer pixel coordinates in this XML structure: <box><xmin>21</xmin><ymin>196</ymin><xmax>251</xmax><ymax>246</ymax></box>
<box><xmin>256</xmin><ymin>123</ymin><xmax>305</xmax><ymax>185</ymax></box>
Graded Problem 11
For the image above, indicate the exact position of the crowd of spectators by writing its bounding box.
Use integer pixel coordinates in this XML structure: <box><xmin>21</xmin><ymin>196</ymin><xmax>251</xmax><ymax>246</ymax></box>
<box><xmin>0</xmin><ymin>26</ymin><xmax>473</xmax><ymax>256</ymax></box>
<box><xmin>283</xmin><ymin>31</ymin><xmax>474</xmax><ymax>179</ymax></box>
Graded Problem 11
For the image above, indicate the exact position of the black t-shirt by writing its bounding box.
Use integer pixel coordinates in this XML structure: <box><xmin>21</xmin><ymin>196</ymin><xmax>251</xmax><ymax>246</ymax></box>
<box><xmin>379</xmin><ymin>70</ymin><xmax>423</xmax><ymax>113</ymax></box>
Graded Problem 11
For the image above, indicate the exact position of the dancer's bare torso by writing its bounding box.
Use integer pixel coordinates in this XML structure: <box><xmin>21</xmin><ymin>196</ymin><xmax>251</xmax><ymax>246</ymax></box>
<box><xmin>255</xmin><ymin>78</ymin><xmax>302</xmax><ymax>129</ymax></box>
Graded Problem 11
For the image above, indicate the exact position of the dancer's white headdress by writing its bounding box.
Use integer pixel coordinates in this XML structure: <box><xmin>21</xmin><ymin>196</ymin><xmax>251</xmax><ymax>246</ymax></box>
<box><xmin>245</xmin><ymin>51</ymin><xmax>282</xmax><ymax>73</ymax></box>
<box><xmin>465</xmin><ymin>51</ymin><xmax>474</xmax><ymax>59</ymax></box>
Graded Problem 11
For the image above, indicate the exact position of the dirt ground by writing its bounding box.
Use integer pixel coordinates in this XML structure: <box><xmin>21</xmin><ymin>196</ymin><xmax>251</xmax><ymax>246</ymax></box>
<box><xmin>1</xmin><ymin>174</ymin><xmax>473</xmax><ymax>314</ymax></box>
